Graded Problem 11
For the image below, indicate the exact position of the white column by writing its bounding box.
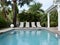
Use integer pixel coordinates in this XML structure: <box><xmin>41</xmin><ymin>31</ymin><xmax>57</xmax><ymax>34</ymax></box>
<box><xmin>47</xmin><ymin>13</ymin><xmax>50</xmax><ymax>28</ymax></box>
<box><xmin>57</xmin><ymin>4</ymin><xmax>60</xmax><ymax>31</ymax></box>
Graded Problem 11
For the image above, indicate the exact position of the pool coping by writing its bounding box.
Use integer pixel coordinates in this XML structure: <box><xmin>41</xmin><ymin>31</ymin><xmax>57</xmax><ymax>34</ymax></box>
<box><xmin>0</xmin><ymin>27</ymin><xmax>60</xmax><ymax>36</ymax></box>
<box><xmin>0</xmin><ymin>27</ymin><xmax>47</xmax><ymax>33</ymax></box>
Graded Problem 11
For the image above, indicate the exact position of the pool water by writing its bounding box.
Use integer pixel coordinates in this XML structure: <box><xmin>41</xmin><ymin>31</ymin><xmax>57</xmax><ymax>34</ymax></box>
<box><xmin>0</xmin><ymin>29</ymin><xmax>59</xmax><ymax>45</ymax></box>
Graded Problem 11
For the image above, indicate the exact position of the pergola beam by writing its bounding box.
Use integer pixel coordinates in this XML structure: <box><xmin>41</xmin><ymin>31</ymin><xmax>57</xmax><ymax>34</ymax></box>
<box><xmin>45</xmin><ymin>5</ymin><xmax>57</xmax><ymax>28</ymax></box>
<box><xmin>45</xmin><ymin>5</ymin><xmax>57</xmax><ymax>13</ymax></box>
<box><xmin>46</xmin><ymin>4</ymin><xmax>60</xmax><ymax>31</ymax></box>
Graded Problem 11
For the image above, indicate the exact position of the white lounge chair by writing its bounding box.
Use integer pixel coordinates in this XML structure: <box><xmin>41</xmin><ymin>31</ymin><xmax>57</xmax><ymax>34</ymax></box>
<box><xmin>19</xmin><ymin>22</ymin><xmax>24</xmax><ymax>28</ymax></box>
<box><xmin>36</xmin><ymin>22</ymin><xmax>41</xmax><ymax>27</ymax></box>
<box><xmin>26</xmin><ymin>22</ymin><xmax>29</xmax><ymax>28</ymax></box>
<box><xmin>31</xmin><ymin>22</ymin><xmax>36</xmax><ymax>27</ymax></box>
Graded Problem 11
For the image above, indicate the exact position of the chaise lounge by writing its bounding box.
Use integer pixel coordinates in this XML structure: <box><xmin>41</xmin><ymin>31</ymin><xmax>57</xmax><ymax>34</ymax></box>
<box><xmin>19</xmin><ymin>22</ymin><xmax>24</xmax><ymax>28</ymax></box>
<box><xmin>36</xmin><ymin>22</ymin><xmax>41</xmax><ymax>27</ymax></box>
<box><xmin>31</xmin><ymin>22</ymin><xmax>36</xmax><ymax>28</ymax></box>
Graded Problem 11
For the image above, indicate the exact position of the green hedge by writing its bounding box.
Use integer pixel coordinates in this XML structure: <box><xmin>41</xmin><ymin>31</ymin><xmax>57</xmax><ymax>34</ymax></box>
<box><xmin>18</xmin><ymin>12</ymin><xmax>41</xmax><ymax>22</ymax></box>
<box><xmin>50</xmin><ymin>22</ymin><xmax>58</xmax><ymax>27</ymax></box>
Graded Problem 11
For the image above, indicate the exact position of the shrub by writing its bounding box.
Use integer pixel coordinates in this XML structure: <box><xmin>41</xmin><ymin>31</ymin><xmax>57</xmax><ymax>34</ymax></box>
<box><xmin>50</xmin><ymin>22</ymin><xmax>58</xmax><ymax>27</ymax></box>
<box><xmin>0</xmin><ymin>15</ymin><xmax>11</xmax><ymax>28</ymax></box>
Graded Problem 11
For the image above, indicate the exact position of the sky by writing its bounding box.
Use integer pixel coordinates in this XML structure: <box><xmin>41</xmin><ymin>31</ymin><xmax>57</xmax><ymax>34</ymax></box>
<box><xmin>35</xmin><ymin>0</ymin><xmax>53</xmax><ymax>10</ymax></box>
<box><xmin>18</xmin><ymin>0</ymin><xmax>53</xmax><ymax>12</ymax></box>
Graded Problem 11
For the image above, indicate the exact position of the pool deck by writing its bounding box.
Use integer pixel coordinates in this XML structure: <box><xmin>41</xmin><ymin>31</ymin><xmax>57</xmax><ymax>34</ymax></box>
<box><xmin>0</xmin><ymin>27</ymin><xmax>60</xmax><ymax>36</ymax></box>
<box><xmin>46</xmin><ymin>27</ymin><xmax>60</xmax><ymax>35</ymax></box>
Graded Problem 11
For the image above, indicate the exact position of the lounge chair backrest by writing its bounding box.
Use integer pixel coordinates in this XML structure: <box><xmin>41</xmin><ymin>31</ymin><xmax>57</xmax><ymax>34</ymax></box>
<box><xmin>37</xmin><ymin>22</ymin><xmax>41</xmax><ymax>27</ymax></box>
<box><xmin>19</xmin><ymin>22</ymin><xmax>24</xmax><ymax>27</ymax></box>
<box><xmin>26</xmin><ymin>22</ymin><xmax>29</xmax><ymax>27</ymax></box>
<box><xmin>31</xmin><ymin>22</ymin><xmax>36</xmax><ymax>27</ymax></box>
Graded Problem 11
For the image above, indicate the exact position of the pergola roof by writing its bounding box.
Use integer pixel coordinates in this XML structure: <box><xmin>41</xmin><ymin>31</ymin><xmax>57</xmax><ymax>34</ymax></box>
<box><xmin>45</xmin><ymin>5</ymin><xmax>57</xmax><ymax>13</ymax></box>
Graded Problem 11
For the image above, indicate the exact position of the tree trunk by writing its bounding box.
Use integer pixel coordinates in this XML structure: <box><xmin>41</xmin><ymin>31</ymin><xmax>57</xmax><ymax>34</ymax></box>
<box><xmin>13</xmin><ymin>0</ymin><xmax>17</xmax><ymax>27</ymax></box>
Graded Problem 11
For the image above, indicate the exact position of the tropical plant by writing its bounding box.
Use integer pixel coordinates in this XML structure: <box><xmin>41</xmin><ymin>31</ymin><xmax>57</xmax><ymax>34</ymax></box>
<box><xmin>0</xmin><ymin>14</ymin><xmax>10</xmax><ymax>28</ymax></box>
<box><xmin>18</xmin><ymin>3</ymin><xmax>46</xmax><ymax>27</ymax></box>
<box><xmin>0</xmin><ymin>0</ymin><xmax>33</xmax><ymax>27</ymax></box>
<box><xmin>28</xmin><ymin>3</ymin><xmax>44</xmax><ymax>14</ymax></box>
<box><xmin>50</xmin><ymin>10</ymin><xmax>58</xmax><ymax>27</ymax></box>
<box><xmin>0</xmin><ymin>0</ymin><xmax>10</xmax><ymax>19</ymax></box>
<box><xmin>40</xmin><ymin>14</ymin><xmax>47</xmax><ymax>27</ymax></box>
<box><xmin>18</xmin><ymin>11</ymin><xmax>41</xmax><ymax>22</ymax></box>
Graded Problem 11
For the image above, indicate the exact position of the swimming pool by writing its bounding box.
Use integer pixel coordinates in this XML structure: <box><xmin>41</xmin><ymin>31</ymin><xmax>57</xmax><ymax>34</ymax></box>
<box><xmin>0</xmin><ymin>29</ymin><xmax>60</xmax><ymax>45</ymax></box>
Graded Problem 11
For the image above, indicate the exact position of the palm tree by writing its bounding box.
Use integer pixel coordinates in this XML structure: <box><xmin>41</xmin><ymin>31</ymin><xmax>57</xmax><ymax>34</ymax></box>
<box><xmin>28</xmin><ymin>3</ymin><xmax>44</xmax><ymax>14</ymax></box>
<box><xmin>0</xmin><ymin>0</ymin><xmax>33</xmax><ymax>27</ymax></box>
<box><xmin>13</xmin><ymin>0</ymin><xmax>34</xmax><ymax>27</ymax></box>
<box><xmin>0</xmin><ymin>0</ymin><xmax>9</xmax><ymax>21</ymax></box>
<box><xmin>27</xmin><ymin>3</ymin><xmax>46</xmax><ymax>26</ymax></box>
<box><xmin>18</xmin><ymin>3</ymin><xmax>45</xmax><ymax>22</ymax></box>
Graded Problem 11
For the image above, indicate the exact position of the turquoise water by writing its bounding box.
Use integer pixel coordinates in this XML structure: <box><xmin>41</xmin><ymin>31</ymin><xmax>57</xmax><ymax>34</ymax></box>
<box><xmin>0</xmin><ymin>29</ymin><xmax>59</xmax><ymax>45</ymax></box>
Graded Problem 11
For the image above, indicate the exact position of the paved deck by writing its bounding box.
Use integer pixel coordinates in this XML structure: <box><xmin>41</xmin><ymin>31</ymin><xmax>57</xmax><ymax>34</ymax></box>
<box><xmin>47</xmin><ymin>27</ymin><xmax>60</xmax><ymax>35</ymax></box>
<box><xmin>0</xmin><ymin>28</ymin><xmax>13</xmax><ymax>33</ymax></box>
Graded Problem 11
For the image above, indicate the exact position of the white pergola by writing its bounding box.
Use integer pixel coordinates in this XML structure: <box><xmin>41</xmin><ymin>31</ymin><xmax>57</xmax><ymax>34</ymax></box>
<box><xmin>46</xmin><ymin>0</ymin><xmax>60</xmax><ymax>31</ymax></box>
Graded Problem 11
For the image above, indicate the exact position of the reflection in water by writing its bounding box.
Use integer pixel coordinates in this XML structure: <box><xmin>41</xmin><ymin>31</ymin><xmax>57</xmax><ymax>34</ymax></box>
<box><xmin>31</xmin><ymin>31</ymin><xmax>35</xmax><ymax>35</ymax></box>
<box><xmin>0</xmin><ymin>30</ymin><xmax>59</xmax><ymax>45</ymax></box>
<box><xmin>25</xmin><ymin>31</ymin><xmax>30</xmax><ymax>35</ymax></box>
<box><xmin>55</xmin><ymin>34</ymin><xmax>58</xmax><ymax>38</ymax></box>
<box><xmin>48</xmin><ymin>33</ymin><xmax>50</xmax><ymax>41</ymax></box>
<box><xmin>37</xmin><ymin>31</ymin><xmax>41</xmax><ymax>35</ymax></box>
<box><xmin>20</xmin><ymin>31</ymin><xmax>24</xmax><ymax>36</ymax></box>
<box><xmin>58</xmin><ymin>39</ymin><xmax>60</xmax><ymax>45</ymax></box>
